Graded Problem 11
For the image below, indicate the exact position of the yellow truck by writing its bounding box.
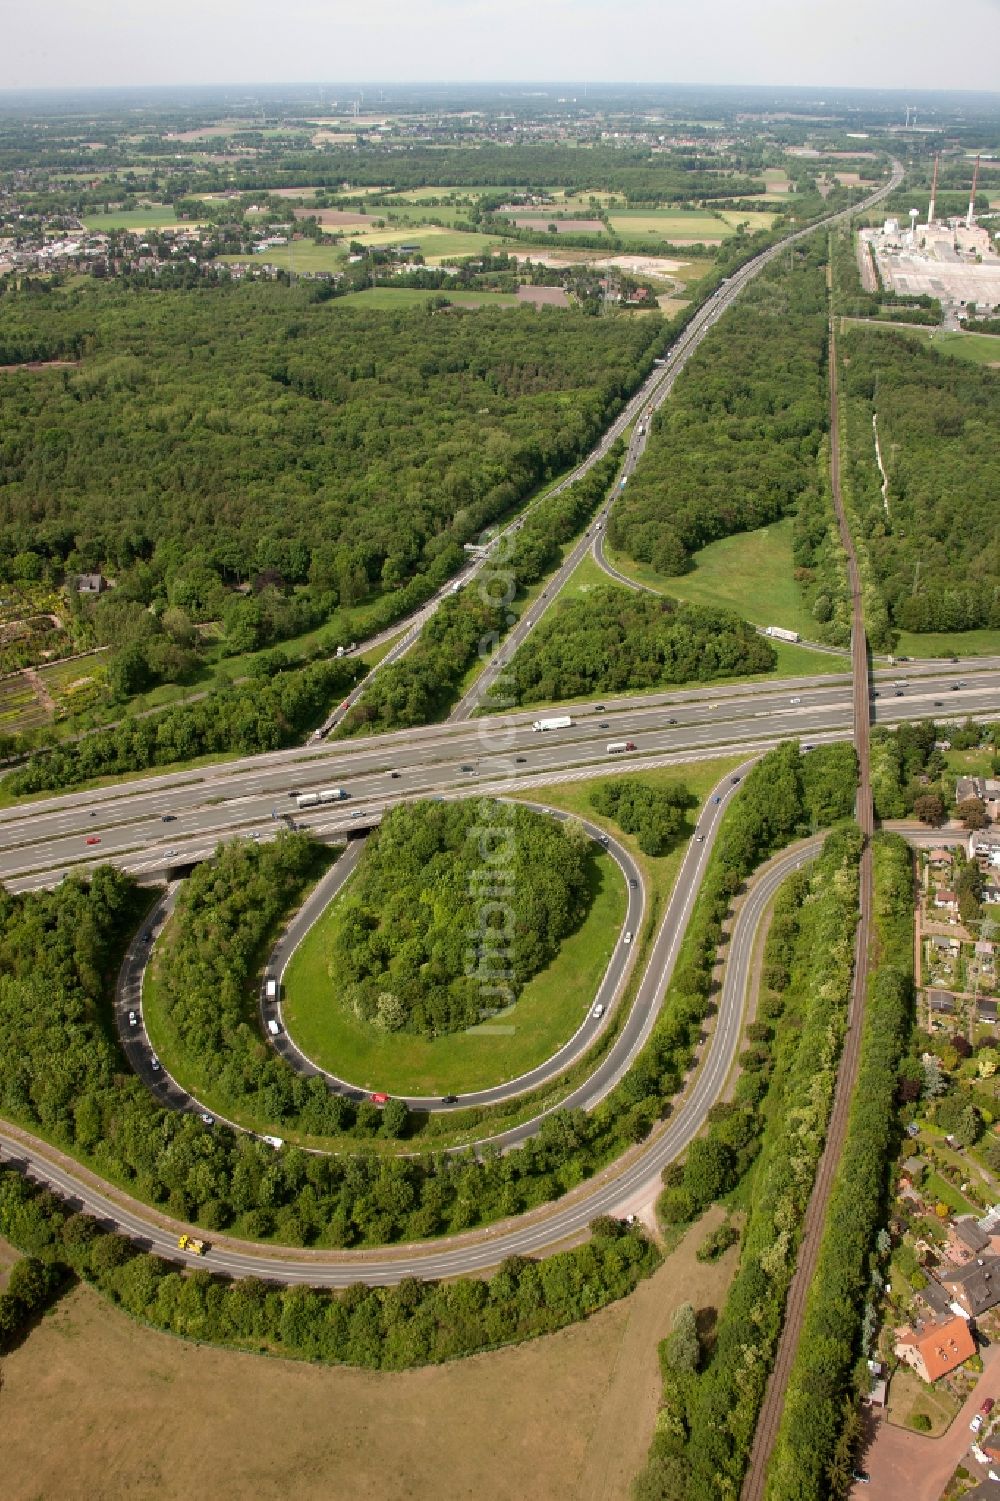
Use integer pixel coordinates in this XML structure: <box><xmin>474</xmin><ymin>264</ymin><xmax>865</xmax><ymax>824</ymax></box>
<box><xmin>177</xmin><ymin>1233</ymin><xmax>206</xmax><ymax>1255</ymax></box>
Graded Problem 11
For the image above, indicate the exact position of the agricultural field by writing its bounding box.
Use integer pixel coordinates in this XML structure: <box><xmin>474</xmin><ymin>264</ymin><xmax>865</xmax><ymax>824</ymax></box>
<box><xmin>334</xmin><ymin>287</ymin><xmax>518</xmax><ymax>310</ymax></box>
<box><xmin>608</xmin><ymin>210</ymin><xmax>733</xmax><ymax>242</ymax></box>
<box><xmin>717</xmin><ymin>210</ymin><xmax>778</xmax><ymax>231</ymax></box>
<box><xmin>0</xmin><ymin>1209</ymin><xmax>740</xmax><ymax>1501</ymax></box>
<box><xmin>282</xmin><ymin>842</ymin><xmax>625</xmax><ymax>1096</ymax></box>
<box><xmin>0</xmin><ymin>674</ymin><xmax>48</xmax><ymax>735</ymax></box>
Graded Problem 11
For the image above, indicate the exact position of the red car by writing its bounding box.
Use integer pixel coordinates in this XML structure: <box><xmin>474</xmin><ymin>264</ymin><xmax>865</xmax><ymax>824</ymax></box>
<box><xmin>982</xmin><ymin>1396</ymin><xmax>995</xmax><ymax>1415</ymax></box>
<box><xmin>85</xmin><ymin>835</ymin><xmax>101</xmax><ymax>845</ymax></box>
<box><xmin>370</xmin><ymin>1092</ymin><xmax>390</xmax><ymax>1106</ymax></box>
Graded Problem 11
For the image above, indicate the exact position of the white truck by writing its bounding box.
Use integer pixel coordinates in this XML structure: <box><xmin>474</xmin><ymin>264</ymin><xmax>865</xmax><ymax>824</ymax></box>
<box><xmin>318</xmin><ymin>787</ymin><xmax>347</xmax><ymax>803</ymax></box>
<box><xmin>265</xmin><ymin>978</ymin><xmax>278</xmax><ymax>1001</ymax></box>
<box><xmin>296</xmin><ymin>791</ymin><xmax>320</xmax><ymax>809</ymax></box>
<box><xmin>765</xmin><ymin>625</ymin><xmax>800</xmax><ymax>644</ymax></box>
<box><xmin>606</xmin><ymin>740</ymin><xmax>636</xmax><ymax>755</ymax></box>
<box><xmin>532</xmin><ymin>716</ymin><xmax>573</xmax><ymax>733</ymax></box>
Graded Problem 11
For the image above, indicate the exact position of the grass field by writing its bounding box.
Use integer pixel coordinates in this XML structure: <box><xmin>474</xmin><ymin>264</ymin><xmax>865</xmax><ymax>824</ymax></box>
<box><xmin>334</xmin><ymin>287</ymin><xmax>518</xmax><ymax>309</ymax></box>
<box><xmin>717</xmin><ymin>210</ymin><xmax>778</xmax><ymax>231</ymax></box>
<box><xmin>608</xmin><ymin>210</ymin><xmax>732</xmax><ymax>241</ymax></box>
<box><xmin>842</xmin><ymin>319</ymin><xmax>1000</xmax><ymax>366</ymax></box>
<box><xmin>82</xmin><ymin>207</ymin><xmax>204</xmax><ymax>231</ymax></box>
<box><xmin>894</xmin><ymin>627</ymin><xmax>1000</xmax><ymax>659</ymax></box>
<box><xmin>602</xmin><ymin>519</ymin><xmax>819</xmax><ymax>638</ymax></box>
<box><xmin>282</xmin><ymin>842</ymin><xmax>626</xmax><ymax>1096</ymax></box>
<box><xmin>221</xmin><ymin>227</ymin><xmax>512</xmax><ymax>274</ymax></box>
<box><xmin>0</xmin><ymin>1208</ymin><xmax>739</xmax><ymax>1501</ymax></box>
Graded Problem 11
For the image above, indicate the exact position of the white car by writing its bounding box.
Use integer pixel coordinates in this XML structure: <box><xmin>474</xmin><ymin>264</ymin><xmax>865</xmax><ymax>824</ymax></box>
<box><xmin>623</xmin><ymin>931</ymin><xmax>633</xmax><ymax>945</ymax></box>
<box><xmin>128</xmin><ymin>1010</ymin><xmax>138</xmax><ymax>1027</ymax></box>
<box><xmin>971</xmin><ymin>1412</ymin><xmax>984</xmax><ymax>1434</ymax></box>
<box><xmin>150</xmin><ymin>1054</ymin><xmax>161</xmax><ymax>1072</ymax></box>
<box><xmin>592</xmin><ymin>1003</ymin><xmax>605</xmax><ymax>1019</ymax></box>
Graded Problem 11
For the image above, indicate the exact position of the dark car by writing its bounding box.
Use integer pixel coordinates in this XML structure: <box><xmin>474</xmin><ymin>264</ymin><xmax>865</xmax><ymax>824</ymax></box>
<box><xmin>161</xmin><ymin>813</ymin><xmax>176</xmax><ymax>822</ymax></box>
<box><xmin>933</xmin><ymin>700</ymin><xmax>943</xmax><ymax>707</ymax></box>
<box><xmin>441</xmin><ymin>1095</ymin><xmax>459</xmax><ymax>1106</ymax></box>
<box><xmin>628</xmin><ymin>878</ymin><xmax>638</xmax><ymax>888</ymax></box>
<box><xmin>599</xmin><ymin>721</ymin><xmax>610</xmax><ymax>729</ymax></box>
<box><xmin>667</xmin><ymin>717</ymin><xmax>677</xmax><ymax>724</ymax></box>
<box><xmin>515</xmin><ymin>756</ymin><xmax>526</xmax><ymax>764</ymax></box>
<box><xmin>594</xmin><ymin>704</ymin><xmax>606</xmax><ymax>712</ymax></box>
<box><xmin>712</xmin><ymin>795</ymin><xmax>721</xmax><ymax>804</ymax></box>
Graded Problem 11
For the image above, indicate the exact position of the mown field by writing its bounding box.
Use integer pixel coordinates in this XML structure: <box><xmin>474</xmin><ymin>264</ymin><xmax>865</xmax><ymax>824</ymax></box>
<box><xmin>0</xmin><ymin>1210</ymin><xmax>741</xmax><ymax>1501</ymax></box>
<box><xmin>282</xmin><ymin>843</ymin><xmax>626</xmax><ymax>1096</ymax></box>
<box><xmin>82</xmin><ymin>207</ymin><xmax>204</xmax><ymax>231</ymax></box>
<box><xmin>608</xmin><ymin>210</ymin><xmax>732</xmax><ymax>241</ymax></box>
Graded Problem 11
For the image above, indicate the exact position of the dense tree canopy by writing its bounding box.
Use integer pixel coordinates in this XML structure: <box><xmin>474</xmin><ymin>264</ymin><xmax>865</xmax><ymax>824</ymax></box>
<box><xmin>331</xmin><ymin>800</ymin><xmax>589</xmax><ymax>1034</ymax></box>
<box><xmin>511</xmin><ymin>585</ymin><xmax>775</xmax><ymax>703</ymax></box>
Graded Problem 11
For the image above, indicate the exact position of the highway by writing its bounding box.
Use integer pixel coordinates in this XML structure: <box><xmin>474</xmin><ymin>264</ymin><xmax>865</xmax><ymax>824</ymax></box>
<box><xmin>3</xmin><ymin>662</ymin><xmax>999</xmax><ymax>890</ymax></box>
<box><xmin>448</xmin><ymin>161</ymin><xmax>904</xmax><ymax>721</ymax></box>
<box><xmin>0</xmin><ymin>786</ymin><xmax>818</xmax><ymax>1284</ymax></box>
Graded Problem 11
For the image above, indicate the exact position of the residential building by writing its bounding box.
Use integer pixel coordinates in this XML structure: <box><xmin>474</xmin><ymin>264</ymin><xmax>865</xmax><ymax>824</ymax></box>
<box><xmin>75</xmin><ymin>573</ymin><xmax>106</xmax><ymax>594</ymax></box>
<box><xmin>934</xmin><ymin>888</ymin><xmax>959</xmax><ymax>912</ymax></box>
<box><xmin>939</xmin><ymin>1255</ymin><xmax>1000</xmax><ymax>1318</ymax></box>
<box><xmin>894</xmin><ymin>1313</ymin><xmax>977</xmax><ymax>1381</ymax></box>
<box><xmin>970</xmin><ymin>830</ymin><xmax>1000</xmax><ymax>869</ymax></box>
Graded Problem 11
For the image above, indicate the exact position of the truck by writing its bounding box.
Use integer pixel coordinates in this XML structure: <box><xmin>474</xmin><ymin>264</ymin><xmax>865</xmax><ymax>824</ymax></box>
<box><xmin>177</xmin><ymin>1233</ymin><xmax>206</xmax><ymax>1255</ymax></box>
<box><xmin>296</xmin><ymin>791</ymin><xmax>320</xmax><ymax>809</ymax></box>
<box><xmin>606</xmin><ymin>741</ymin><xmax>636</xmax><ymax>754</ymax></box>
<box><xmin>765</xmin><ymin>625</ymin><xmax>800</xmax><ymax>644</ymax></box>
<box><xmin>619</xmin><ymin>476</ymin><xmax>628</xmax><ymax>489</ymax></box>
<box><xmin>532</xmin><ymin>715</ymin><xmax>573</xmax><ymax>733</ymax></box>
<box><xmin>265</xmin><ymin>978</ymin><xmax>278</xmax><ymax>1001</ymax></box>
<box><xmin>318</xmin><ymin>787</ymin><xmax>347</xmax><ymax>803</ymax></box>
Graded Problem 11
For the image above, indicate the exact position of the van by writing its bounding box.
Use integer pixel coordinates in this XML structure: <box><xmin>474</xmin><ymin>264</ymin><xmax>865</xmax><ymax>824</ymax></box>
<box><xmin>262</xmin><ymin>1135</ymin><xmax>284</xmax><ymax>1149</ymax></box>
<box><xmin>265</xmin><ymin>978</ymin><xmax>278</xmax><ymax>1001</ymax></box>
<box><xmin>267</xmin><ymin>1018</ymin><xmax>281</xmax><ymax>1037</ymax></box>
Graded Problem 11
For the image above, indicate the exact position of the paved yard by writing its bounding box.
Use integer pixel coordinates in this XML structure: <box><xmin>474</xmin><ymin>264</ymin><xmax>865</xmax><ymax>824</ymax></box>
<box><xmin>855</xmin><ymin>1343</ymin><xmax>1000</xmax><ymax>1499</ymax></box>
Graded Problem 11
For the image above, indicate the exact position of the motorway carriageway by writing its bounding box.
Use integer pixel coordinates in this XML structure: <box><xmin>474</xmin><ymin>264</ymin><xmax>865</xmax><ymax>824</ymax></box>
<box><xmin>2</xmin><ymin>664</ymin><xmax>1000</xmax><ymax>888</ymax></box>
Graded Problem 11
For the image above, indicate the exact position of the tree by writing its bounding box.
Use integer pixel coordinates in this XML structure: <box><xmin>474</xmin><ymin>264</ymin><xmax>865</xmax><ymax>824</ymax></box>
<box><xmin>663</xmin><ymin>1300</ymin><xmax>701</xmax><ymax>1375</ymax></box>
<box><xmin>913</xmin><ymin>793</ymin><xmax>946</xmax><ymax>826</ymax></box>
<box><xmin>957</xmin><ymin>797</ymin><xmax>989</xmax><ymax>830</ymax></box>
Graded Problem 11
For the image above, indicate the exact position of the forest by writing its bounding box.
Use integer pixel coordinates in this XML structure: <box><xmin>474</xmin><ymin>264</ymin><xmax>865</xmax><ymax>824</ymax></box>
<box><xmin>3</xmin><ymin>656</ymin><xmax>360</xmax><ymax>795</ymax></box>
<box><xmin>606</xmin><ymin>241</ymin><xmax>832</xmax><ymax>578</ymax></box>
<box><xmin>510</xmin><ymin>585</ymin><xmax>776</xmax><ymax>704</ymax></box>
<box><xmin>0</xmin><ymin>279</ymin><xmax>660</xmax><ymax>617</ymax></box>
<box><xmin>328</xmin><ymin>800</ymin><xmax>590</xmax><ymax>1035</ymax></box>
<box><xmin>339</xmin><ymin>446</ymin><xmax>623</xmax><ymax>734</ymax></box>
<box><xmin>839</xmin><ymin>328</ymin><xmax>1000</xmax><ymax>634</ymax></box>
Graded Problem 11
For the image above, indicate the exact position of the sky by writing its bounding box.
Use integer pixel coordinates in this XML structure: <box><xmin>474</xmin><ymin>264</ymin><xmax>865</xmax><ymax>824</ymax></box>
<box><xmin>4</xmin><ymin>0</ymin><xmax>1000</xmax><ymax>94</ymax></box>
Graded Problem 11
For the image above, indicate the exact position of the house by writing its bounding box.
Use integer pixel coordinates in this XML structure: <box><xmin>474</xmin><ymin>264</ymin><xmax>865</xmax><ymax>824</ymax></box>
<box><xmin>970</xmin><ymin>830</ymin><xmax>1000</xmax><ymax>869</ymax></box>
<box><xmin>928</xmin><ymin>848</ymin><xmax>954</xmax><ymax>868</ymax></box>
<box><xmin>984</xmin><ymin>886</ymin><xmax>1000</xmax><ymax>906</ymax></box>
<box><xmin>957</xmin><ymin>775</ymin><xmax>987</xmax><ymax>805</ymax></box>
<box><xmin>977</xmin><ymin>998</ymin><xmax>999</xmax><ymax>1024</ymax></box>
<box><xmin>934</xmin><ymin>889</ymin><xmax>959</xmax><ymax>912</ymax></box>
<box><xmin>928</xmin><ymin>990</ymin><xmax>956</xmax><ymax>1014</ymax></box>
<box><xmin>947</xmin><ymin>1218</ymin><xmax>992</xmax><ymax>1263</ymax></box>
<box><xmin>939</xmin><ymin>1255</ymin><xmax>1000</xmax><ymax>1318</ymax></box>
<box><xmin>930</xmin><ymin>935</ymin><xmax>960</xmax><ymax>955</ymax></box>
<box><xmin>975</xmin><ymin>940</ymin><xmax>996</xmax><ymax>972</ymax></box>
<box><xmin>76</xmin><ymin>572</ymin><xmax>106</xmax><ymax>595</ymax></box>
<box><xmin>901</xmin><ymin>1155</ymin><xmax>927</xmax><ymax>1186</ymax></box>
<box><xmin>895</xmin><ymin>1314</ymin><xmax>977</xmax><ymax>1381</ymax></box>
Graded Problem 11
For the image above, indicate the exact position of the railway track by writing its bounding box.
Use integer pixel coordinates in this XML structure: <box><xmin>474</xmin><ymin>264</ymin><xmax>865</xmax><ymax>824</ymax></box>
<box><xmin>740</xmin><ymin>308</ymin><xmax>876</xmax><ymax>1501</ymax></box>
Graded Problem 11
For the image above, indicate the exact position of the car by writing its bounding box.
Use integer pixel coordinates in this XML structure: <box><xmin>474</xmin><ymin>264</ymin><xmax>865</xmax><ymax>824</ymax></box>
<box><xmin>150</xmin><ymin>1054</ymin><xmax>161</xmax><ymax>1072</ymax></box>
<box><xmin>161</xmin><ymin>813</ymin><xmax>176</xmax><ymax>822</ymax></box>
<box><xmin>789</xmin><ymin>696</ymin><xmax>801</xmax><ymax>704</ymax></box>
<box><xmin>128</xmin><ymin>1009</ymin><xmax>138</xmax><ymax>1027</ymax></box>
<box><xmin>667</xmin><ymin>717</ymin><xmax>677</xmax><ymax>725</ymax></box>
<box><xmin>594</xmin><ymin>704</ymin><xmax>606</xmax><ymax>712</ymax></box>
<box><xmin>441</xmin><ymin>1095</ymin><xmax>459</xmax><ymax>1106</ymax></box>
<box><xmin>460</xmin><ymin>764</ymin><xmax>476</xmax><ymax>773</ymax></box>
<box><xmin>895</xmin><ymin>689</ymin><xmax>904</xmax><ymax>697</ymax></box>
<box><xmin>600</xmin><ymin>721</ymin><xmax>610</xmax><ymax>729</ymax></box>
<box><xmin>515</xmin><ymin>756</ymin><xmax>526</xmax><ymax>764</ymax></box>
<box><xmin>143</xmin><ymin>930</ymin><xmax>152</xmax><ymax>941</ymax></box>
<box><xmin>952</xmin><ymin>683</ymin><xmax>961</xmax><ymax>691</ymax></box>
<box><xmin>970</xmin><ymin>1412</ymin><xmax>984</xmax><ymax>1434</ymax></box>
<box><xmin>599</xmin><ymin>834</ymin><xmax>610</xmax><ymax>846</ymax></box>
<box><xmin>712</xmin><ymin>795</ymin><xmax>721</xmax><ymax>804</ymax></box>
<box><xmin>934</xmin><ymin>700</ymin><xmax>943</xmax><ymax>707</ymax></box>
<box><xmin>731</xmin><ymin>775</ymin><xmax>741</xmax><ymax>785</ymax></box>
<box><xmin>370</xmin><ymin>1092</ymin><xmax>390</xmax><ymax>1106</ymax></box>
<box><xmin>199</xmin><ymin>1113</ymin><xmax>215</xmax><ymax>1127</ymax></box>
<box><xmin>623</xmin><ymin>931</ymin><xmax>633</xmax><ymax>945</ymax></box>
<box><xmin>982</xmin><ymin>1396</ymin><xmax>996</xmax><ymax>1415</ymax></box>
<box><xmin>851</xmin><ymin>1473</ymin><xmax>870</xmax><ymax>1486</ymax></box>
<box><xmin>349</xmin><ymin>810</ymin><xmax>363</xmax><ymax>819</ymax></box>
<box><xmin>165</xmin><ymin>847</ymin><xmax>177</xmax><ymax>856</ymax></box>
<box><xmin>388</xmin><ymin>770</ymin><xmax>400</xmax><ymax>778</ymax></box>
<box><xmin>262</xmin><ymin>1134</ymin><xmax>284</xmax><ymax>1149</ymax></box>
<box><xmin>695</xmin><ymin>834</ymin><xmax>705</xmax><ymax>843</ymax></box>
<box><xmin>251</xmin><ymin>831</ymin><xmax>261</xmax><ymax>840</ymax></box>
<box><xmin>628</xmin><ymin>877</ymin><xmax>638</xmax><ymax>888</ymax></box>
<box><xmin>592</xmin><ymin>1003</ymin><xmax>605</xmax><ymax>1019</ymax></box>
<box><xmin>85</xmin><ymin>835</ymin><xmax>101</xmax><ymax>845</ymax></box>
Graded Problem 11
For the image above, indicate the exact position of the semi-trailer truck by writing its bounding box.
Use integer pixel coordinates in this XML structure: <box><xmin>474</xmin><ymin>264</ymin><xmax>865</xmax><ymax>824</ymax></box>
<box><xmin>764</xmin><ymin>625</ymin><xmax>800</xmax><ymax>643</ymax></box>
<box><xmin>296</xmin><ymin>788</ymin><xmax>346</xmax><ymax>809</ymax></box>
<box><xmin>606</xmin><ymin>740</ymin><xmax>636</xmax><ymax>754</ymax></box>
<box><xmin>532</xmin><ymin>716</ymin><xmax>573</xmax><ymax>732</ymax></box>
